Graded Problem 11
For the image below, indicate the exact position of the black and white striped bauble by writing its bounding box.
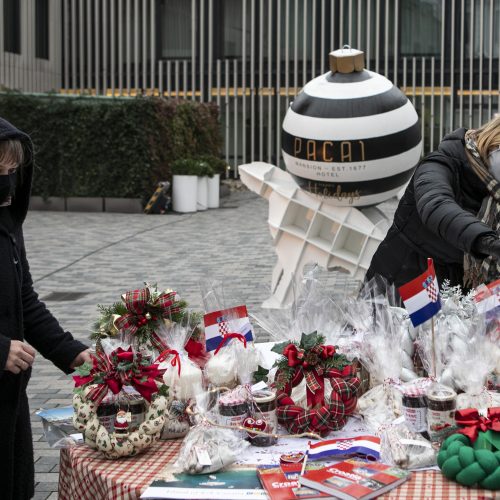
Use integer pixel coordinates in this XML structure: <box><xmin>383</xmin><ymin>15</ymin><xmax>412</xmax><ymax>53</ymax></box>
<box><xmin>282</xmin><ymin>50</ymin><xmax>422</xmax><ymax>207</ymax></box>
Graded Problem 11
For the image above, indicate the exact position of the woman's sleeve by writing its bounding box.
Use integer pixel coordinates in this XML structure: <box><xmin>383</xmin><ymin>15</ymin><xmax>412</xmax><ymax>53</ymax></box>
<box><xmin>414</xmin><ymin>152</ymin><xmax>496</xmax><ymax>255</ymax></box>
<box><xmin>18</xmin><ymin>232</ymin><xmax>87</xmax><ymax>374</ymax></box>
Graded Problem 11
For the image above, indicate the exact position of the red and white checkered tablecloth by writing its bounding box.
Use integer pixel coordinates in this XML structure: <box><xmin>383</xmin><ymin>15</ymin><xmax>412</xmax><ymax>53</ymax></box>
<box><xmin>59</xmin><ymin>442</ymin><xmax>497</xmax><ymax>500</ymax></box>
<box><xmin>58</xmin><ymin>440</ymin><xmax>182</xmax><ymax>500</ymax></box>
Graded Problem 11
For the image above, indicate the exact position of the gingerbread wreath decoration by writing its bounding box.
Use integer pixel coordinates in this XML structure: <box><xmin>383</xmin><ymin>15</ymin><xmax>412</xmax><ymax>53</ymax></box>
<box><xmin>273</xmin><ymin>332</ymin><xmax>360</xmax><ymax>437</ymax></box>
<box><xmin>73</xmin><ymin>346</ymin><xmax>169</xmax><ymax>459</ymax></box>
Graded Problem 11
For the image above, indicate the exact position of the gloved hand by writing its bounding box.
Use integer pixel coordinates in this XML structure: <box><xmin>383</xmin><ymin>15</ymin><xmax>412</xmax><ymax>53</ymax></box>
<box><xmin>473</xmin><ymin>234</ymin><xmax>500</xmax><ymax>260</ymax></box>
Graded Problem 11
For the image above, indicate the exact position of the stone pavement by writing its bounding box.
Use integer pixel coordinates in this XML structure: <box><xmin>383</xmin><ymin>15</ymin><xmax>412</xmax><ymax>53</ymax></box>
<box><xmin>23</xmin><ymin>189</ymin><xmax>397</xmax><ymax>499</ymax></box>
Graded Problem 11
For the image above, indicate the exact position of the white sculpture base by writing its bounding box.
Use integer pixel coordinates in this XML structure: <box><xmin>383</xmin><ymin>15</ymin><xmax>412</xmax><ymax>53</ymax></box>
<box><xmin>239</xmin><ymin>162</ymin><xmax>391</xmax><ymax>309</ymax></box>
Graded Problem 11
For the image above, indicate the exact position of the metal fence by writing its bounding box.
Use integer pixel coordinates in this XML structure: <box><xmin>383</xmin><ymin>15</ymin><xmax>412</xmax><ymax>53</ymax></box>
<box><xmin>57</xmin><ymin>0</ymin><xmax>500</xmax><ymax>175</ymax></box>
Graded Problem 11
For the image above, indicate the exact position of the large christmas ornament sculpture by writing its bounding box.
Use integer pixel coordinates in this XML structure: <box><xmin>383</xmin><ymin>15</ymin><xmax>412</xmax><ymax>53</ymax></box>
<box><xmin>240</xmin><ymin>47</ymin><xmax>421</xmax><ymax>308</ymax></box>
<box><xmin>282</xmin><ymin>47</ymin><xmax>421</xmax><ymax>207</ymax></box>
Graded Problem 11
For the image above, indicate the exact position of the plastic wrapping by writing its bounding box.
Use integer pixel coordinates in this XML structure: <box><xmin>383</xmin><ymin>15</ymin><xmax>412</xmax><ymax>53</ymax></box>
<box><xmin>156</xmin><ymin>317</ymin><xmax>203</xmax><ymax>401</ymax></box>
<box><xmin>252</xmin><ymin>267</ymin><xmax>348</xmax><ymax>349</ymax></box>
<box><xmin>154</xmin><ymin>317</ymin><xmax>203</xmax><ymax>439</ymax></box>
<box><xmin>175</xmin><ymin>388</ymin><xmax>250</xmax><ymax>474</ymax></box>
<box><xmin>354</xmin><ymin>277</ymin><xmax>406</xmax><ymax>433</ymax></box>
<box><xmin>201</xmin><ymin>278</ymin><xmax>260</xmax><ymax>387</ymax></box>
<box><xmin>450</xmin><ymin>316</ymin><xmax>497</xmax><ymax>410</ymax></box>
<box><xmin>380</xmin><ymin>421</ymin><xmax>437</xmax><ymax>470</ymax></box>
<box><xmin>251</xmin><ymin>267</ymin><xmax>352</xmax><ymax>406</ymax></box>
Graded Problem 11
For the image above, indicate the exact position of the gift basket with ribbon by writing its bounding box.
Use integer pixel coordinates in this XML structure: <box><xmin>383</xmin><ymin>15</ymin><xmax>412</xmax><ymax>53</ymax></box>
<box><xmin>72</xmin><ymin>341</ymin><xmax>169</xmax><ymax>458</ymax></box>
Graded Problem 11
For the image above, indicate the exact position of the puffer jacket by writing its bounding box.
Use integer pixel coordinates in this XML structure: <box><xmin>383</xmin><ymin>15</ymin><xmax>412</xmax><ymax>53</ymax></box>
<box><xmin>366</xmin><ymin>128</ymin><xmax>497</xmax><ymax>289</ymax></box>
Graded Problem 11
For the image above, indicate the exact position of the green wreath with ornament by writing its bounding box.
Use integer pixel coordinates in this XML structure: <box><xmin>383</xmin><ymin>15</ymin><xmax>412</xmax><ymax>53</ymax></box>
<box><xmin>437</xmin><ymin>407</ymin><xmax>500</xmax><ymax>490</ymax></box>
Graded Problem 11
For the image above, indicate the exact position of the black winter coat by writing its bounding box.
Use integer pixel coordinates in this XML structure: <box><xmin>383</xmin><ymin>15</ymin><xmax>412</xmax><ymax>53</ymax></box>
<box><xmin>366</xmin><ymin>128</ymin><xmax>497</xmax><ymax>289</ymax></box>
<box><xmin>0</xmin><ymin>118</ymin><xmax>87</xmax><ymax>500</ymax></box>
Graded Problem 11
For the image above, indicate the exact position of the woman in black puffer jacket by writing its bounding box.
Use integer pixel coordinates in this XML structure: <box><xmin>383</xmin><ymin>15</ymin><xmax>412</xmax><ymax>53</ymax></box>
<box><xmin>366</xmin><ymin>116</ymin><xmax>500</xmax><ymax>290</ymax></box>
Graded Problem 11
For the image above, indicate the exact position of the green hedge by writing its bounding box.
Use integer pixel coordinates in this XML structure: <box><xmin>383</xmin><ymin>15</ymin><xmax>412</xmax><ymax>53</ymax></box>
<box><xmin>0</xmin><ymin>92</ymin><xmax>222</xmax><ymax>201</ymax></box>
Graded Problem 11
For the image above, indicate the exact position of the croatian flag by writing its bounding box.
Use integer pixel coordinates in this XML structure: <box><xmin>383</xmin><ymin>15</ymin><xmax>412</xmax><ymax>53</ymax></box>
<box><xmin>308</xmin><ymin>436</ymin><xmax>381</xmax><ymax>461</ymax></box>
<box><xmin>203</xmin><ymin>305</ymin><xmax>254</xmax><ymax>352</ymax></box>
<box><xmin>474</xmin><ymin>279</ymin><xmax>500</xmax><ymax>314</ymax></box>
<box><xmin>398</xmin><ymin>258</ymin><xmax>441</xmax><ymax>327</ymax></box>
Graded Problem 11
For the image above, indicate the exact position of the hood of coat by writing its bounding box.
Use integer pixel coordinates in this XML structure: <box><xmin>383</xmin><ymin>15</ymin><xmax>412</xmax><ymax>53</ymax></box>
<box><xmin>0</xmin><ymin>116</ymin><xmax>33</xmax><ymax>225</ymax></box>
<box><xmin>439</xmin><ymin>127</ymin><xmax>489</xmax><ymax>202</ymax></box>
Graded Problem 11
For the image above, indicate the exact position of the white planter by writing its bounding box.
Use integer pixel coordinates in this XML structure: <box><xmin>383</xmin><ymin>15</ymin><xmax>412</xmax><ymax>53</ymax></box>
<box><xmin>207</xmin><ymin>174</ymin><xmax>220</xmax><ymax>208</ymax></box>
<box><xmin>197</xmin><ymin>176</ymin><xmax>208</xmax><ymax>211</ymax></box>
<box><xmin>173</xmin><ymin>175</ymin><xmax>197</xmax><ymax>213</ymax></box>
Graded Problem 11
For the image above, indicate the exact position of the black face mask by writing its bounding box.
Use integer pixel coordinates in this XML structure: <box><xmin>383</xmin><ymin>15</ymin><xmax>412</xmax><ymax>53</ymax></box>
<box><xmin>0</xmin><ymin>170</ymin><xmax>17</xmax><ymax>206</ymax></box>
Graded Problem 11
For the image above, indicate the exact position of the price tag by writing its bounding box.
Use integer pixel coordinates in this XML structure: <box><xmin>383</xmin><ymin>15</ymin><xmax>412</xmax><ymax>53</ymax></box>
<box><xmin>195</xmin><ymin>446</ymin><xmax>212</xmax><ymax>466</ymax></box>
<box><xmin>251</xmin><ymin>381</ymin><xmax>268</xmax><ymax>392</ymax></box>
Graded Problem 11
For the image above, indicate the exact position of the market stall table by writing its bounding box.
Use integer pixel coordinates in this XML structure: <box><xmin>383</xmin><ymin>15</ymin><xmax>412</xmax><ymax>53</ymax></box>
<box><xmin>58</xmin><ymin>440</ymin><xmax>497</xmax><ymax>500</ymax></box>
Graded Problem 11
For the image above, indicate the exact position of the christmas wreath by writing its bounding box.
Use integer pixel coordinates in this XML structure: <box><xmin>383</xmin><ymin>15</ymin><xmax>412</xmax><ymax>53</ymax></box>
<box><xmin>91</xmin><ymin>283</ymin><xmax>207</xmax><ymax>364</ymax></box>
<box><xmin>437</xmin><ymin>407</ymin><xmax>500</xmax><ymax>490</ymax></box>
<box><xmin>273</xmin><ymin>332</ymin><xmax>360</xmax><ymax>436</ymax></box>
<box><xmin>73</xmin><ymin>347</ymin><xmax>169</xmax><ymax>458</ymax></box>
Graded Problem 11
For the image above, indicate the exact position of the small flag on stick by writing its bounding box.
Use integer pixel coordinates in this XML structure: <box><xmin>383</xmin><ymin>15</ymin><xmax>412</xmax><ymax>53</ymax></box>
<box><xmin>308</xmin><ymin>436</ymin><xmax>381</xmax><ymax>461</ymax></box>
<box><xmin>398</xmin><ymin>258</ymin><xmax>441</xmax><ymax>328</ymax></box>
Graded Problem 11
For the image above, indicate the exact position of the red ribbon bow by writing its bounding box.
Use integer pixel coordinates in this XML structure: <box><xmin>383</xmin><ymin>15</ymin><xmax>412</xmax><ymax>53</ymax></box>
<box><xmin>455</xmin><ymin>407</ymin><xmax>500</xmax><ymax>443</ymax></box>
<box><xmin>157</xmin><ymin>349</ymin><xmax>182</xmax><ymax>376</ymax></box>
<box><xmin>282</xmin><ymin>343</ymin><xmax>338</xmax><ymax>408</ymax></box>
<box><xmin>283</xmin><ymin>344</ymin><xmax>305</xmax><ymax>367</ymax></box>
<box><xmin>114</xmin><ymin>288</ymin><xmax>179</xmax><ymax>336</ymax></box>
<box><xmin>73</xmin><ymin>347</ymin><xmax>165</xmax><ymax>404</ymax></box>
<box><xmin>214</xmin><ymin>332</ymin><xmax>247</xmax><ymax>355</ymax></box>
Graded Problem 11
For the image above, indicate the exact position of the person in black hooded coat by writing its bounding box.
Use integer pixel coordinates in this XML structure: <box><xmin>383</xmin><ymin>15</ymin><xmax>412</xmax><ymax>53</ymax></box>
<box><xmin>366</xmin><ymin>126</ymin><xmax>500</xmax><ymax>291</ymax></box>
<box><xmin>0</xmin><ymin>117</ymin><xmax>90</xmax><ymax>500</ymax></box>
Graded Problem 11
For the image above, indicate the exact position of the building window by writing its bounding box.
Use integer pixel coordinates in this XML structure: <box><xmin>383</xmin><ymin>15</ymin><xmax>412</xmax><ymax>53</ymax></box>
<box><xmin>4</xmin><ymin>0</ymin><xmax>21</xmax><ymax>54</ymax></box>
<box><xmin>160</xmin><ymin>0</ymin><xmax>191</xmax><ymax>59</ymax></box>
<box><xmin>400</xmin><ymin>0</ymin><xmax>441</xmax><ymax>56</ymax></box>
<box><xmin>36</xmin><ymin>0</ymin><xmax>49</xmax><ymax>59</ymax></box>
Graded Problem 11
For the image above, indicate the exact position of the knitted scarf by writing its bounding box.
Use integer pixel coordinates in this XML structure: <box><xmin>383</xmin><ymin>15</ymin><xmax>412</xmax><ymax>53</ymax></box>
<box><xmin>463</xmin><ymin>130</ymin><xmax>500</xmax><ymax>288</ymax></box>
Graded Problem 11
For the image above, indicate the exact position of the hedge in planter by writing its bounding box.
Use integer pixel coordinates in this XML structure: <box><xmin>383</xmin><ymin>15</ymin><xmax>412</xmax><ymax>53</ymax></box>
<box><xmin>0</xmin><ymin>92</ymin><xmax>223</xmax><ymax>202</ymax></box>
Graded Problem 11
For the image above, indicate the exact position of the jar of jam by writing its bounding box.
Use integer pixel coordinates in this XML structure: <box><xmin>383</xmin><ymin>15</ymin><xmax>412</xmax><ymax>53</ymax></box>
<box><xmin>425</xmin><ymin>384</ymin><xmax>457</xmax><ymax>443</ymax></box>
<box><xmin>97</xmin><ymin>396</ymin><xmax>117</xmax><ymax>433</ymax></box>
<box><xmin>218</xmin><ymin>393</ymin><xmax>248</xmax><ymax>438</ymax></box>
<box><xmin>250</xmin><ymin>390</ymin><xmax>278</xmax><ymax>447</ymax></box>
<box><xmin>124</xmin><ymin>394</ymin><xmax>146</xmax><ymax>431</ymax></box>
<box><xmin>401</xmin><ymin>393</ymin><xmax>427</xmax><ymax>433</ymax></box>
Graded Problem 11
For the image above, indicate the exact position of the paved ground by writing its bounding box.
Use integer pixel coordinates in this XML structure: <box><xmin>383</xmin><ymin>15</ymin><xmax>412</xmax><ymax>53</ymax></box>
<box><xmin>24</xmin><ymin>189</ymin><xmax>397</xmax><ymax>499</ymax></box>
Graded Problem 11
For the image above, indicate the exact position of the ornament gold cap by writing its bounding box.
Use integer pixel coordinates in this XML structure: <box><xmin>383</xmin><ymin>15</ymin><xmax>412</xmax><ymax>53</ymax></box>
<box><xmin>329</xmin><ymin>45</ymin><xmax>365</xmax><ymax>74</ymax></box>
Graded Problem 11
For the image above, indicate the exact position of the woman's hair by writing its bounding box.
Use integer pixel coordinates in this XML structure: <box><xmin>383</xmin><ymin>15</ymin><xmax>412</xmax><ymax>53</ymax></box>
<box><xmin>0</xmin><ymin>139</ymin><xmax>24</xmax><ymax>170</ymax></box>
<box><xmin>474</xmin><ymin>115</ymin><xmax>500</xmax><ymax>162</ymax></box>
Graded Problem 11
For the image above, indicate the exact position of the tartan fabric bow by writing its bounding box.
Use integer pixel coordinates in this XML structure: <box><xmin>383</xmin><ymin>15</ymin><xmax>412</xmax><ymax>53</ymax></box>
<box><xmin>455</xmin><ymin>407</ymin><xmax>500</xmax><ymax>443</ymax></box>
<box><xmin>113</xmin><ymin>287</ymin><xmax>179</xmax><ymax>336</ymax></box>
<box><xmin>282</xmin><ymin>343</ymin><xmax>338</xmax><ymax>408</ymax></box>
<box><xmin>73</xmin><ymin>347</ymin><xmax>166</xmax><ymax>404</ymax></box>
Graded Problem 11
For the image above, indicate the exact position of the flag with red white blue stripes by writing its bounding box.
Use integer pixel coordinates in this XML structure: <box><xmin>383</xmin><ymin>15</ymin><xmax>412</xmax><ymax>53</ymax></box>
<box><xmin>398</xmin><ymin>258</ymin><xmax>441</xmax><ymax>327</ymax></box>
<box><xmin>308</xmin><ymin>435</ymin><xmax>381</xmax><ymax>461</ymax></box>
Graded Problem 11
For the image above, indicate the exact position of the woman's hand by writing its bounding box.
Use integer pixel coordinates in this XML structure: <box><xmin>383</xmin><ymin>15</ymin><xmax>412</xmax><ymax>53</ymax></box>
<box><xmin>5</xmin><ymin>340</ymin><xmax>36</xmax><ymax>374</ymax></box>
<box><xmin>70</xmin><ymin>348</ymin><xmax>93</xmax><ymax>370</ymax></box>
<box><xmin>474</xmin><ymin>234</ymin><xmax>500</xmax><ymax>260</ymax></box>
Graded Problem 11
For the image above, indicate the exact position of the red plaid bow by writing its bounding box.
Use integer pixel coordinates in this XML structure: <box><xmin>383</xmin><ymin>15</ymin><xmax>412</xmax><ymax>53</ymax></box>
<box><xmin>455</xmin><ymin>407</ymin><xmax>500</xmax><ymax>443</ymax></box>
<box><xmin>73</xmin><ymin>347</ymin><xmax>166</xmax><ymax>404</ymax></box>
<box><xmin>113</xmin><ymin>288</ymin><xmax>179</xmax><ymax>336</ymax></box>
<box><xmin>282</xmin><ymin>343</ymin><xmax>339</xmax><ymax>408</ymax></box>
